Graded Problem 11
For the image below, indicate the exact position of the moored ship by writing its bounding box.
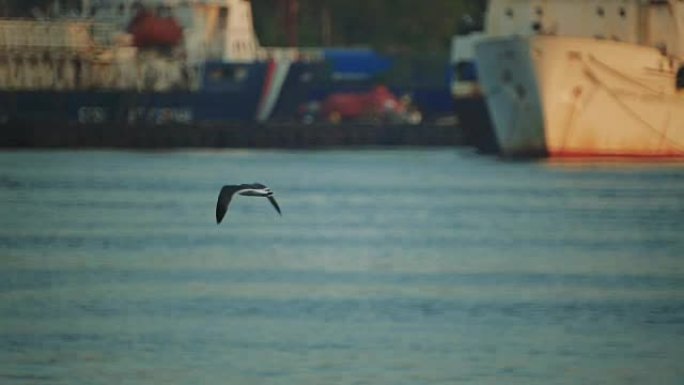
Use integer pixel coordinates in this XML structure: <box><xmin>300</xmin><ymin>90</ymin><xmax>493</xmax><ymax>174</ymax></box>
<box><xmin>450</xmin><ymin>29</ymin><xmax>499</xmax><ymax>153</ymax></box>
<box><xmin>0</xmin><ymin>0</ymin><xmax>326</xmax><ymax>126</ymax></box>
<box><xmin>474</xmin><ymin>0</ymin><xmax>684</xmax><ymax>157</ymax></box>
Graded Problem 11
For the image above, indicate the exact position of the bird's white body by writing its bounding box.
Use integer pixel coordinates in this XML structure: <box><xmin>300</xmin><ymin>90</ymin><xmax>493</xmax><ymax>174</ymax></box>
<box><xmin>237</xmin><ymin>187</ymin><xmax>272</xmax><ymax>197</ymax></box>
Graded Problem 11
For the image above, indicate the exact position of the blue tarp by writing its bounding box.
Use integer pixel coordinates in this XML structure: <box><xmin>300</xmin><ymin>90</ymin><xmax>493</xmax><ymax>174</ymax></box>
<box><xmin>322</xmin><ymin>48</ymin><xmax>393</xmax><ymax>80</ymax></box>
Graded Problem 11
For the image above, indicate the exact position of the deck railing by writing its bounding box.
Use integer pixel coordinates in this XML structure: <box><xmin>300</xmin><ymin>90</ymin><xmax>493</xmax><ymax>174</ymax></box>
<box><xmin>0</xmin><ymin>19</ymin><xmax>117</xmax><ymax>51</ymax></box>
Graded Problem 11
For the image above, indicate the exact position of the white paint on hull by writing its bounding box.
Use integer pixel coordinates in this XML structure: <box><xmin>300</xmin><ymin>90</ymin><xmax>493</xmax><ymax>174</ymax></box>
<box><xmin>476</xmin><ymin>36</ymin><xmax>684</xmax><ymax>157</ymax></box>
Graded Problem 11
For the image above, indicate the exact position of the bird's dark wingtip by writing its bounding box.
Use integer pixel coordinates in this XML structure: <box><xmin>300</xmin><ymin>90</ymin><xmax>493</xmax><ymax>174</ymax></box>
<box><xmin>267</xmin><ymin>196</ymin><xmax>282</xmax><ymax>216</ymax></box>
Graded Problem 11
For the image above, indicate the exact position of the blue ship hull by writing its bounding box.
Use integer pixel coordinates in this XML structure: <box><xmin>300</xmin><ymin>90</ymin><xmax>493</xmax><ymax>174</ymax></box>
<box><xmin>0</xmin><ymin>61</ymin><xmax>326</xmax><ymax>125</ymax></box>
<box><xmin>0</xmin><ymin>51</ymin><xmax>454</xmax><ymax>126</ymax></box>
<box><xmin>0</xmin><ymin>90</ymin><xmax>260</xmax><ymax>124</ymax></box>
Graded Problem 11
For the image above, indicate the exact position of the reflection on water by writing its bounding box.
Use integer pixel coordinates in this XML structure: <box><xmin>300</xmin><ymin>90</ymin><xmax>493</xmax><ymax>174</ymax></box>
<box><xmin>1</xmin><ymin>149</ymin><xmax>683</xmax><ymax>384</ymax></box>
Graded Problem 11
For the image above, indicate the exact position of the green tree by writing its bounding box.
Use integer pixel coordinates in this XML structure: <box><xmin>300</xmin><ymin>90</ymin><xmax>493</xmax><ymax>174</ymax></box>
<box><xmin>252</xmin><ymin>0</ymin><xmax>485</xmax><ymax>53</ymax></box>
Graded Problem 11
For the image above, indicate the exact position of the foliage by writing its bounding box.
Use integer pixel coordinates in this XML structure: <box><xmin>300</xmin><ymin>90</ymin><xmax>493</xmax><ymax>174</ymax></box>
<box><xmin>252</xmin><ymin>0</ymin><xmax>485</xmax><ymax>53</ymax></box>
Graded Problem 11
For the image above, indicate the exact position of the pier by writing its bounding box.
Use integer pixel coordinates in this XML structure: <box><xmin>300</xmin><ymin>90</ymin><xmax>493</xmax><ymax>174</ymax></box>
<box><xmin>1</xmin><ymin>122</ymin><xmax>463</xmax><ymax>149</ymax></box>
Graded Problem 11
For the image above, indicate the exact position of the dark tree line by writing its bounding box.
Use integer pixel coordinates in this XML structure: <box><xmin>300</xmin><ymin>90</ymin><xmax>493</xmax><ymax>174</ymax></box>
<box><xmin>252</xmin><ymin>0</ymin><xmax>485</xmax><ymax>53</ymax></box>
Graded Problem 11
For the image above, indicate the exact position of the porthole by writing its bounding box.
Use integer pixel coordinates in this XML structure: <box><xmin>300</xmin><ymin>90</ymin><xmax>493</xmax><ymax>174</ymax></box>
<box><xmin>596</xmin><ymin>6</ymin><xmax>604</xmax><ymax>17</ymax></box>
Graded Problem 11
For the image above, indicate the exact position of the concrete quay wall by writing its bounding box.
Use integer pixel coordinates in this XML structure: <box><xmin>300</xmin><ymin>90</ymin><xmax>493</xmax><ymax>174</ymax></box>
<box><xmin>1</xmin><ymin>122</ymin><xmax>463</xmax><ymax>149</ymax></box>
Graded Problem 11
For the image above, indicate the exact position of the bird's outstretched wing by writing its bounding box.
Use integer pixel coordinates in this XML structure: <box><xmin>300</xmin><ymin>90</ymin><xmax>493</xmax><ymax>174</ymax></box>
<box><xmin>267</xmin><ymin>195</ymin><xmax>282</xmax><ymax>216</ymax></box>
<box><xmin>250</xmin><ymin>182</ymin><xmax>281</xmax><ymax>215</ymax></box>
<box><xmin>216</xmin><ymin>185</ymin><xmax>242</xmax><ymax>224</ymax></box>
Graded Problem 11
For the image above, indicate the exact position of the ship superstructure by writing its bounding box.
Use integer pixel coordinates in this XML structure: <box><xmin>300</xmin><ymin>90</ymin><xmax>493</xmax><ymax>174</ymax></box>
<box><xmin>0</xmin><ymin>0</ymin><xmax>323</xmax><ymax>124</ymax></box>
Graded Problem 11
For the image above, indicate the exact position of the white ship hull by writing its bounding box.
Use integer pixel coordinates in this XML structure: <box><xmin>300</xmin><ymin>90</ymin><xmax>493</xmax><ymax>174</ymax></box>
<box><xmin>475</xmin><ymin>36</ymin><xmax>684</xmax><ymax>157</ymax></box>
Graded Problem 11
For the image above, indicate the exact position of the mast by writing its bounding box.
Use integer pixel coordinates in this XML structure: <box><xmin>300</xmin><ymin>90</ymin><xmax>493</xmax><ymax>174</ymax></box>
<box><xmin>281</xmin><ymin>0</ymin><xmax>298</xmax><ymax>46</ymax></box>
<box><xmin>81</xmin><ymin>0</ymin><xmax>90</xmax><ymax>17</ymax></box>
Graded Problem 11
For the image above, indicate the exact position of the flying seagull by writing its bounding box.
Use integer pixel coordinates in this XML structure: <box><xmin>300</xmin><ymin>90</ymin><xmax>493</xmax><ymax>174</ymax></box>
<box><xmin>216</xmin><ymin>183</ymin><xmax>281</xmax><ymax>224</ymax></box>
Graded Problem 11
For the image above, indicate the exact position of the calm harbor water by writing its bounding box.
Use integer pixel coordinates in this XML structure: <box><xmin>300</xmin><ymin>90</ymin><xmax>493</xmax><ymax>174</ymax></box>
<box><xmin>0</xmin><ymin>149</ymin><xmax>683</xmax><ymax>385</ymax></box>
